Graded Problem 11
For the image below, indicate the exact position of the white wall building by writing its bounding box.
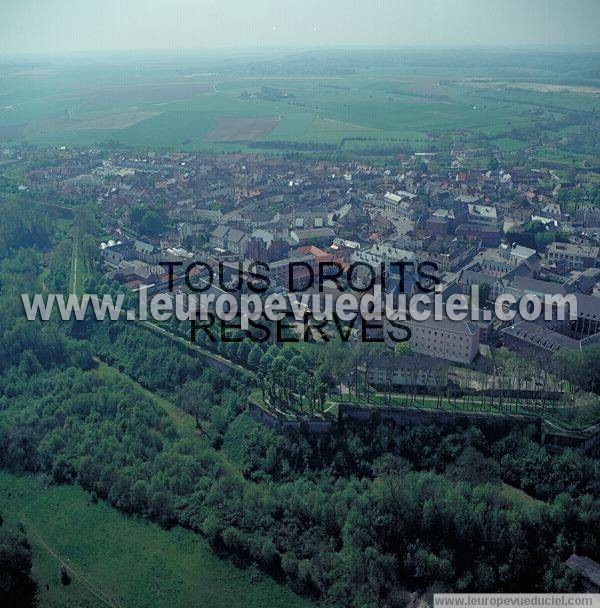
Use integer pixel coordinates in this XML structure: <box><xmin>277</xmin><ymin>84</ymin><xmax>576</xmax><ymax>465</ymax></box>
<box><xmin>385</xmin><ymin>316</ymin><xmax>480</xmax><ymax>364</ymax></box>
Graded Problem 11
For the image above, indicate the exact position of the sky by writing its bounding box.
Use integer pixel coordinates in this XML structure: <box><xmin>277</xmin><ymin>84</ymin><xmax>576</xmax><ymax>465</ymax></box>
<box><xmin>1</xmin><ymin>0</ymin><xmax>599</xmax><ymax>56</ymax></box>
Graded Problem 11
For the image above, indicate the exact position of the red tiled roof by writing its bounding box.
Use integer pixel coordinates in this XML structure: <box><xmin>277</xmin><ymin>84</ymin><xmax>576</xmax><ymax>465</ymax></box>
<box><xmin>295</xmin><ymin>245</ymin><xmax>328</xmax><ymax>258</ymax></box>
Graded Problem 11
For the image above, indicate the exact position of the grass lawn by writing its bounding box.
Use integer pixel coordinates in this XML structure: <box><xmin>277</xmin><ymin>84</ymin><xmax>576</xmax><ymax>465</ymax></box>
<box><xmin>492</xmin><ymin>137</ymin><xmax>529</xmax><ymax>152</ymax></box>
<box><xmin>500</xmin><ymin>483</ymin><xmax>544</xmax><ymax>509</ymax></box>
<box><xmin>0</xmin><ymin>471</ymin><xmax>315</xmax><ymax>608</ymax></box>
<box><xmin>321</xmin><ymin>391</ymin><xmax>578</xmax><ymax>428</ymax></box>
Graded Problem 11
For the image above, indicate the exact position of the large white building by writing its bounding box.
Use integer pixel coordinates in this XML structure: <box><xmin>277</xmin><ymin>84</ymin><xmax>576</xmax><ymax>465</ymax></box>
<box><xmin>351</xmin><ymin>243</ymin><xmax>417</xmax><ymax>268</ymax></box>
<box><xmin>467</xmin><ymin>203</ymin><xmax>503</xmax><ymax>229</ymax></box>
<box><xmin>385</xmin><ymin>315</ymin><xmax>480</xmax><ymax>364</ymax></box>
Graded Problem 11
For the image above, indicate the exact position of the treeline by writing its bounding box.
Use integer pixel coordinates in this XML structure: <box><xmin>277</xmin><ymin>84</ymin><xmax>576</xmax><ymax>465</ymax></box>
<box><xmin>247</xmin><ymin>141</ymin><xmax>338</xmax><ymax>151</ymax></box>
<box><xmin>554</xmin><ymin>346</ymin><xmax>600</xmax><ymax>395</ymax></box>
<box><xmin>78</xmin><ymin>318</ymin><xmax>250</xmax><ymax>446</ymax></box>
<box><xmin>234</xmin><ymin>415</ymin><xmax>600</xmax><ymax>502</ymax></box>
<box><xmin>129</xmin><ymin>203</ymin><xmax>167</xmax><ymax>238</ymax></box>
<box><xmin>506</xmin><ymin>220</ymin><xmax>569</xmax><ymax>251</ymax></box>
<box><xmin>2</xmin><ymin>285</ymin><xmax>598</xmax><ymax>604</ymax></box>
<box><xmin>0</xmin><ymin>199</ymin><xmax>51</xmax><ymax>258</ymax></box>
<box><xmin>83</xmin><ymin>319</ymin><xmax>205</xmax><ymax>392</ymax></box>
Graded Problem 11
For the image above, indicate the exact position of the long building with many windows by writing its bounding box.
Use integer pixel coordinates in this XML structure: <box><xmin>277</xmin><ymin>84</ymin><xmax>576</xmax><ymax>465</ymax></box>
<box><xmin>385</xmin><ymin>315</ymin><xmax>480</xmax><ymax>364</ymax></box>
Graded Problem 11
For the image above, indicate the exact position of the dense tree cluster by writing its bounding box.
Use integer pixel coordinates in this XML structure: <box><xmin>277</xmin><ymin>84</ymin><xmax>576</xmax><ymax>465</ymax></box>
<box><xmin>553</xmin><ymin>346</ymin><xmax>600</xmax><ymax>395</ymax></box>
<box><xmin>0</xmin><ymin>517</ymin><xmax>37</xmax><ymax>608</ymax></box>
<box><xmin>0</xmin><ymin>200</ymin><xmax>50</xmax><ymax>258</ymax></box>
<box><xmin>129</xmin><ymin>203</ymin><xmax>168</xmax><ymax>238</ymax></box>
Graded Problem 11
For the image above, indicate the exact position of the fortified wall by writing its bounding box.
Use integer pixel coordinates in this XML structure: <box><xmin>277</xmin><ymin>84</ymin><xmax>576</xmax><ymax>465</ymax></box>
<box><xmin>248</xmin><ymin>399</ymin><xmax>600</xmax><ymax>455</ymax></box>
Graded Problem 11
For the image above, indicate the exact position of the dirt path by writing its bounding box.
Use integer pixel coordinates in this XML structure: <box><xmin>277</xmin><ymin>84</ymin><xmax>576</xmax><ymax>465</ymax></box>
<box><xmin>23</xmin><ymin>520</ymin><xmax>124</xmax><ymax>608</ymax></box>
<box><xmin>71</xmin><ymin>226</ymin><xmax>79</xmax><ymax>295</ymax></box>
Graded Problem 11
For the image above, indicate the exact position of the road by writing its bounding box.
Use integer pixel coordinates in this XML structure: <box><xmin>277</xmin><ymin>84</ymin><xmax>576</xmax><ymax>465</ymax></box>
<box><xmin>71</xmin><ymin>227</ymin><xmax>79</xmax><ymax>295</ymax></box>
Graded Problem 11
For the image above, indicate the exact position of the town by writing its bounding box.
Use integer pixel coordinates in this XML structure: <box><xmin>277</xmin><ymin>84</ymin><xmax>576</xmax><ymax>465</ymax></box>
<box><xmin>10</xmin><ymin>143</ymin><xmax>600</xmax><ymax>360</ymax></box>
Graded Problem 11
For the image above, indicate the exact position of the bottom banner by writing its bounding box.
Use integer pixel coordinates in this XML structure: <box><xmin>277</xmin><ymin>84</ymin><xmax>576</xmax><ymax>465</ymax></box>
<box><xmin>434</xmin><ymin>595</ymin><xmax>600</xmax><ymax>608</ymax></box>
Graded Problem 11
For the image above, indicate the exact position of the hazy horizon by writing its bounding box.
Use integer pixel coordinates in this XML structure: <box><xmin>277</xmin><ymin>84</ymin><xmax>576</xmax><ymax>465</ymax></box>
<box><xmin>1</xmin><ymin>0</ymin><xmax>599</xmax><ymax>57</ymax></box>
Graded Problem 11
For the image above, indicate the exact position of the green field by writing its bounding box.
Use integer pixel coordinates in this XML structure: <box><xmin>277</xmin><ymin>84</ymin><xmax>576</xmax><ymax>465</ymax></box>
<box><xmin>0</xmin><ymin>471</ymin><xmax>314</xmax><ymax>608</ymax></box>
<box><xmin>1</xmin><ymin>54</ymin><xmax>598</xmax><ymax>161</ymax></box>
<box><xmin>491</xmin><ymin>137</ymin><xmax>530</xmax><ymax>152</ymax></box>
<box><xmin>14</xmin><ymin>79</ymin><xmax>533</xmax><ymax>150</ymax></box>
